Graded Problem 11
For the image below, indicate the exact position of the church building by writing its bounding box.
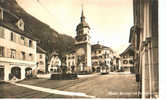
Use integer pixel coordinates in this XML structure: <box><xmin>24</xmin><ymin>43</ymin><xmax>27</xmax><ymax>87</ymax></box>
<box><xmin>66</xmin><ymin>8</ymin><xmax>92</xmax><ymax>73</ymax></box>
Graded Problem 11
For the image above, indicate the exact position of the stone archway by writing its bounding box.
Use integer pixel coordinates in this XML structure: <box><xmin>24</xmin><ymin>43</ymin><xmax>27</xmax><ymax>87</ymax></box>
<box><xmin>11</xmin><ymin>67</ymin><xmax>21</xmax><ymax>79</ymax></box>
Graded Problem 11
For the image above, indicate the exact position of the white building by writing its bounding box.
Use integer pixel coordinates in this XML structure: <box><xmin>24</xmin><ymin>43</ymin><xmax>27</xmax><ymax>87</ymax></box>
<box><xmin>66</xmin><ymin>50</ymin><xmax>76</xmax><ymax>73</ymax></box>
<box><xmin>36</xmin><ymin>46</ymin><xmax>46</xmax><ymax>73</ymax></box>
<box><xmin>119</xmin><ymin>45</ymin><xmax>135</xmax><ymax>73</ymax></box>
<box><xmin>48</xmin><ymin>51</ymin><xmax>61</xmax><ymax>73</ymax></box>
<box><xmin>111</xmin><ymin>53</ymin><xmax>121</xmax><ymax>71</ymax></box>
<box><xmin>0</xmin><ymin>8</ymin><xmax>37</xmax><ymax>81</ymax></box>
<box><xmin>91</xmin><ymin>43</ymin><xmax>114</xmax><ymax>72</ymax></box>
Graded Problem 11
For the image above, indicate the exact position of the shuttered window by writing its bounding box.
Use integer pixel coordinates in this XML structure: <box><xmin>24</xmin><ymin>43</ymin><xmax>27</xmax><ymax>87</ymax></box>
<box><xmin>20</xmin><ymin>36</ymin><xmax>25</xmax><ymax>45</ymax></box>
<box><xmin>40</xmin><ymin>54</ymin><xmax>42</xmax><ymax>59</ymax></box>
<box><xmin>29</xmin><ymin>40</ymin><xmax>32</xmax><ymax>47</ymax></box>
<box><xmin>10</xmin><ymin>49</ymin><xmax>16</xmax><ymax>58</ymax></box>
<box><xmin>0</xmin><ymin>46</ymin><xmax>4</xmax><ymax>57</ymax></box>
<box><xmin>10</xmin><ymin>32</ymin><xmax>16</xmax><ymax>42</ymax></box>
<box><xmin>0</xmin><ymin>27</ymin><xmax>4</xmax><ymax>38</ymax></box>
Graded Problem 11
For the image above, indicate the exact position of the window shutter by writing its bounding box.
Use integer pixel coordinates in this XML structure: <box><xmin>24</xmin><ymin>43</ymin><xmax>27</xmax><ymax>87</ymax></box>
<box><xmin>18</xmin><ymin>36</ymin><xmax>21</xmax><ymax>45</ymax></box>
<box><xmin>16</xmin><ymin>50</ymin><xmax>20</xmax><ymax>60</ymax></box>
<box><xmin>14</xmin><ymin>33</ymin><xmax>17</xmax><ymax>42</ymax></box>
<box><xmin>6</xmin><ymin>48</ymin><xmax>10</xmax><ymax>58</ymax></box>
<box><xmin>25</xmin><ymin>38</ymin><xmax>28</xmax><ymax>46</ymax></box>
<box><xmin>0</xmin><ymin>27</ymin><xmax>4</xmax><ymax>38</ymax></box>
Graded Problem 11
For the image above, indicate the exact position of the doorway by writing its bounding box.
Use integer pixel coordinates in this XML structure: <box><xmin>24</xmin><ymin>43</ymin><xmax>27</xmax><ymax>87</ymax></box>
<box><xmin>11</xmin><ymin>67</ymin><xmax>21</xmax><ymax>79</ymax></box>
<box><xmin>25</xmin><ymin>67</ymin><xmax>32</xmax><ymax>78</ymax></box>
<box><xmin>0</xmin><ymin>67</ymin><xmax>4</xmax><ymax>80</ymax></box>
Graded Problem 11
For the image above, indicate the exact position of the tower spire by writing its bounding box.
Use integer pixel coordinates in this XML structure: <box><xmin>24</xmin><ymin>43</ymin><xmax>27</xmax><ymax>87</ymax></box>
<box><xmin>81</xmin><ymin>4</ymin><xmax>85</xmax><ymax>22</ymax></box>
<box><xmin>81</xmin><ymin>4</ymin><xmax>85</xmax><ymax>17</ymax></box>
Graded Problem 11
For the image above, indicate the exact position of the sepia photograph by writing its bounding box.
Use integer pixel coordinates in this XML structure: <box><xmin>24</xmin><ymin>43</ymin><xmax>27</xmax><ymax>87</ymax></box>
<box><xmin>0</xmin><ymin>0</ymin><xmax>161</xmax><ymax>99</ymax></box>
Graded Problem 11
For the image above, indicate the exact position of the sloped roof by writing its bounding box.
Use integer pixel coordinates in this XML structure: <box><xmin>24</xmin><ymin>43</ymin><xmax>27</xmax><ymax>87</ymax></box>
<box><xmin>91</xmin><ymin>44</ymin><xmax>110</xmax><ymax>51</ymax></box>
<box><xmin>0</xmin><ymin>7</ymin><xmax>37</xmax><ymax>40</ymax></box>
<box><xmin>66</xmin><ymin>47</ymin><xmax>76</xmax><ymax>55</ymax></box>
<box><xmin>49</xmin><ymin>51</ymin><xmax>59</xmax><ymax>58</ymax></box>
<box><xmin>0</xmin><ymin>21</ymin><xmax>37</xmax><ymax>40</ymax></box>
<box><xmin>76</xmin><ymin>21</ymin><xmax>90</xmax><ymax>31</ymax></box>
<box><xmin>120</xmin><ymin>44</ymin><xmax>134</xmax><ymax>56</ymax></box>
<box><xmin>46</xmin><ymin>51</ymin><xmax>59</xmax><ymax>61</ymax></box>
<box><xmin>50</xmin><ymin>51</ymin><xmax>59</xmax><ymax>56</ymax></box>
<box><xmin>37</xmin><ymin>46</ymin><xmax>47</xmax><ymax>54</ymax></box>
<box><xmin>76</xmin><ymin>9</ymin><xmax>90</xmax><ymax>31</ymax></box>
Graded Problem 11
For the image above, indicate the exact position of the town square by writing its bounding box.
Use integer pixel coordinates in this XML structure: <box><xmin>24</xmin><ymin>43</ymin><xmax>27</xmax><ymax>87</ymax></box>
<box><xmin>0</xmin><ymin>0</ymin><xmax>160</xmax><ymax>99</ymax></box>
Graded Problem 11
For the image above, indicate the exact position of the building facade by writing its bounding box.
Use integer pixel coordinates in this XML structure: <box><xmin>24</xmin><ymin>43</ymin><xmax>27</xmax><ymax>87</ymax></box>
<box><xmin>67</xmin><ymin>9</ymin><xmax>92</xmax><ymax>73</ymax></box>
<box><xmin>129</xmin><ymin>0</ymin><xmax>158</xmax><ymax>98</ymax></box>
<box><xmin>0</xmin><ymin>8</ymin><xmax>37</xmax><ymax>81</ymax></box>
<box><xmin>91</xmin><ymin>43</ymin><xmax>114</xmax><ymax>72</ymax></box>
<box><xmin>66</xmin><ymin>50</ymin><xmax>76</xmax><ymax>73</ymax></box>
<box><xmin>36</xmin><ymin>46</ymin><xmax>46</xmax><ymax>73</ymax></box>
<box><xmin>112</xmin><ymin>55</ymin><xmax>121</xmax><ymax>72</ymax></box>
<box><xmin>120</xmin><ymin>45</ymin><xmax>135</xmax><ymax>73</ymax></box>
<box><xmin>65</xmin><ymin>9</ymin><xmax>118</xmax><ymax>74</ymax></box>
<box><xmin>48</xmin><ymin>51</ymin><xmax>61</xmax><ymax>73</ymax></box>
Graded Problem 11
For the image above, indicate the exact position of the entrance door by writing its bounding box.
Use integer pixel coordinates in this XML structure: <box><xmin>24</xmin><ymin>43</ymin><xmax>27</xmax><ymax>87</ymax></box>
<box><xmin>11</xmin><ymin>67</ymin><xmax>21</xmax><ymax>79</ymax></box>
<box><xmin>25</xmin><ymin>67</ymin><xmax>32</xmax><ymax>78</ymax></box>
<box><xmin>0</xmin><ymin>68</ymin><xmax>4</xmax><ymax>80</ymax></box>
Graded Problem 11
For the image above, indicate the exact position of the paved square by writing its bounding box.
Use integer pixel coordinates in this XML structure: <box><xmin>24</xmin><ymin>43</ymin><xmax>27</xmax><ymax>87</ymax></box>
<box><xmin>0</xmin><ymin>73</ymin><xmax>139</xmax><ymax>98</ymax></box>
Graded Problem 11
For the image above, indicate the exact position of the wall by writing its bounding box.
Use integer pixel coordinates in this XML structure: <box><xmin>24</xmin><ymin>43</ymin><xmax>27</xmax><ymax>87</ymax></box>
<box><xmin>48</xmin><ymin>55</ymin><xmax>61</xmax><ymax>73</ymax></box>
<box><xmin>131</xmin><ymin>0</ymin><xmax>158</xmax><ymax>98</ymax></box>
<box><xmin>37</xmin><ymin>53</ymin><xmax>46</xmax><ymax>72</ymax></box>
<box><xmin>0</xmin><ymin>26</ymin><xmax>37</xmax><ymax>81</ymax></box>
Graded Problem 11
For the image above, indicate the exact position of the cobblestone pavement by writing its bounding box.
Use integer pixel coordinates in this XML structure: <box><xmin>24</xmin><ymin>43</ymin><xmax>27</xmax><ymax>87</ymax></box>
<box><xmin>0</xmin><ymin>73</ymin><xmax>139</xmax><ymax>98</ymax></box>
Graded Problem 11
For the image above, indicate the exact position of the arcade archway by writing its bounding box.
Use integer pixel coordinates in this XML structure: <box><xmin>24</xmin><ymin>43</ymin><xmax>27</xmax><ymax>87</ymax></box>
<box><xmin>11</xmin><ymin>67</ymin><xmax>21</xmax><ymax>79</ymax></box>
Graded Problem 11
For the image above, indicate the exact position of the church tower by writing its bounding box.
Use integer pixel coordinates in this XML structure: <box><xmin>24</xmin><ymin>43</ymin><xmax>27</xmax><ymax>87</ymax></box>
<box><xmin>75</xmin><ymin>8</ymin><xmax>92</xmax><ymax>72</ymax></box>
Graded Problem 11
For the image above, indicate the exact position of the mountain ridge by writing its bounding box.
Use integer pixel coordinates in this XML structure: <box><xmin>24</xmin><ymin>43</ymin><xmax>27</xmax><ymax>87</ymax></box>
<box><xmin>0</xmin><ymin>0</ymin><xmax>75</xmax><ymax>61</ymax></box>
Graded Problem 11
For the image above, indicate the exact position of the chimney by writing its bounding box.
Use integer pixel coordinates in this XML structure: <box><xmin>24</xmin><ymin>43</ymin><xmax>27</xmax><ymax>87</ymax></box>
<box><xmin>0</xmin><ymin>7</ymin><xmax>3</xmax><ymax>20</ymax></box>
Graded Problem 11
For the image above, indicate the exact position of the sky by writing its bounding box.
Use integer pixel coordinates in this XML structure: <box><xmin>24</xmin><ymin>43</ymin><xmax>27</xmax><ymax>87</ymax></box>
<box><xmin>16</xmin><ymin>0</ymin><xmax>133</xmax><ymax>54</ymax></box>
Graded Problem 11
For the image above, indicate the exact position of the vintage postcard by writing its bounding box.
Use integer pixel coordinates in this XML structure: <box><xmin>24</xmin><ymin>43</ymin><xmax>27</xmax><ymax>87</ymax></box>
<box><xmin>0</xmin><ymin>0</ymin><xmax>159</xmax><ymax>99</ymax></box>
